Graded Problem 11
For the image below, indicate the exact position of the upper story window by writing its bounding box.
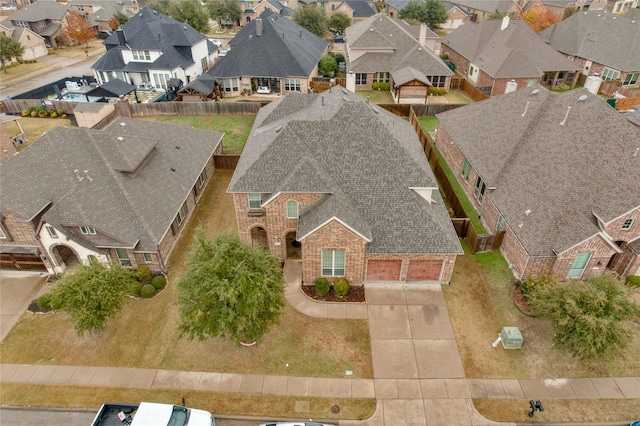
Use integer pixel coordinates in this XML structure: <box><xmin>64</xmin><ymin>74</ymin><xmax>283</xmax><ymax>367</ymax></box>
<box><xmin>37</xmin><ymin>20</ymin><xmax>46</xmax><ymax>28</ymax></box>
<box><xmin>622</xmin><ymin>218</ymin><xmax>634</xmax><ymax>230</ymax></box>
<box><xmin>248</xmin><ymin>193</ymin><xmax>261</xmax><ymax>209</ymax></box>
<box><xmin>142</xmin><ymin>252</ymin><xmax>153</xmax><ymax>263</ymax></box>
<box><xmin>80</xmin><ymin>226</ymin><xmax>96</xmax><ymax>235</ymax></box>
<box><xmin>15</xmin><ymin>21</ymin><xmax>28</xmax><ymax>28</ymax></box>
<box><xmin>0</xmin><ymin>227</ymin><xmax>6</xmax><ymax>239</ymax></box>
<box><xmin>132</xmin><ymin>50</ymin><xmax>151</xmax><ymax>61</ymax></box>
<box><xmin>46</xmin><ymin>226</ymin><xmax>58</xmax><ymax>238</ymax></box>
<box><xmin>286</xmin><ymin>201</ymin><xmax>298</xmax><ymax>219</ymax></box>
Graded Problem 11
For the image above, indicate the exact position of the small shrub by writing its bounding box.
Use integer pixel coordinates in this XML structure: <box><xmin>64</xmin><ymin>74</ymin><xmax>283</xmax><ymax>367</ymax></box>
<box><xmin>151</xmin><ymin>274</ymin><xmax>166</xmax><ymax>290</ymax></box>
<box><xmin>129</xmin><ymin>281</ymin><xmax>142</xmax><ymax>297</ymax></box>
<box><xmin>520</xmin><ymin>269</ymin><xmax>557</xmax><ymax>296</ymax></box>
<box><xmin>627</xmin><ymin>275</ymin><xmax>640</xmax><ymax>288</ymax></box>
<box><xmin>315</xmin><ymin>277</ymin><xmax>330</xmax><ymax>295</ymax></box>
<box><xmin>137</xmin><ymin>265</ymin><xmax>152</xmax><ymax>283</ymax></box>
<box><xmin>333</xmin><ymin>277</ymin><xmax>350</xmax><ymax>296</ymax></box>
<box><xmin>373</xmin><ymin>82</ymin><xmax>391</xmax><ymax>91</ymax></box>
<box><xmin>37</xmin><ymin>293</ymin><xmax>52</xmax><ymax>310</ymax></box>
<box><xmin>49</xmin><ymin>294</ymin><xmax>64</xmax><ymax>310</ymax></box>
<box><xmin>21</xmin><ymin>110</ymin><xmax>28</xmax><ymax>117</ymax></box>
<box><xmin>61</xmin><ymin>114</ymin><xmax>67</xmax><ymax>119</ymax></box>
<box><xmin>140</xmin><ymin>284</ymin><xmax>156</xmax><ymax>298</ymax></box>
<box><xmin>57</xmin><ymin>109</ymin><xmax>65</xmax><ymax>116</ymax></box>
<box><xmin>30</xmin><ymin>111</ymin><xmax>38</xmax><ymax>117</ymax></box>
<box><xmin>50</xmin><ymin>111</ymin><xmax>58</xmax><ymax>118</ymax></box>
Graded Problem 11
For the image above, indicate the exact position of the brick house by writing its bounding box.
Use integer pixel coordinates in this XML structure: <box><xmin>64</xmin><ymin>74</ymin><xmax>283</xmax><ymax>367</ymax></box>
<box><xmin>445</xmin><ymin>0</ymin><xmax>522</xmax><ymax>22</ymax></box>
<box><xmin>324</xmin><ymin>0</ymin><xmax>377</xmax><ymax>23</ymax></box>
<box><xmin>0</xmin><ymin>118</ymin><xmax>222</xmax><ymax>274</ymax></box>
<box><xmin>182</xmin><ymin>10</ymin><xmax>327</xmax><ymax>98</ymax></box>
<box><xmin>228</xmin><ymin>88</ymin><xmax>462</xmax><ymax>285</ymax></box>
<box><xmin>0</xmin><ymin>22</ymin><xmax>47</xmax><ymax>60</ymax></box>
<box><xmin>441</xmin><ymin>16</ymin><xmax>582</xmax><ymax>96</ymax></box>
<box><xmin>345</xmin><ymin>13</ymin><xmax>453</xmax><ymax>103</ymax></box>
<box><xmin>435</xmin><ymin>85</ymin><xmax>640</xmax><ymax>280</ymax></box>
<box><xmin>67</xmin><ymin>0</ymin><xmax>139</xmax><ymax>31</ymax></box>
<box><xmin>540</xmin><ymin>10</ymin><xmax>640</xmax><ymax>88</ymax></box>
<box><xmin>5</xmin><ymin>0</ymin><xmax>72</xmax><ymax>47</ymax></box>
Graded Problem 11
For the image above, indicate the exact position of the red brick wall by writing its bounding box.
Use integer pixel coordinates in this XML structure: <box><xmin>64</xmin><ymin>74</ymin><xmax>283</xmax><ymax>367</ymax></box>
<box><xmin>554</xmin><ymin>234</ymin><xmax>619</xmax><ymax>279</ymax></box>
<box><xmin>604</xmin><ymin>206</ymin><xmax>640</xmax><ymax>242</ymax></box>
<box><xmin>0</xmin><ymin>211</ymin><xmax>38</xmax><ymax>247</ymax></box>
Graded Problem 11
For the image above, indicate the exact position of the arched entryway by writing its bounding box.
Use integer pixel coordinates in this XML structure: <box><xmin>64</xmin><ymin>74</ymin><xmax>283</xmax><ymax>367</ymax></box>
<box><xmin>50</xmin><ymin>244</ymin><xmax>80</xmax><ymax>271</ymax></box>
<box><xmin>285</xmin><ymin>231</ymin><xmax>301</xmax><ymax>259</ymax></box>
<box><xmin>607</xmin><ymin>240</ymin><xmax>628</xmax><ymax>275</ymax></box>
<box><xmin>250</xmin><ymin>226</ymin><xmax>268</xmax><ymax>248</ymax></box>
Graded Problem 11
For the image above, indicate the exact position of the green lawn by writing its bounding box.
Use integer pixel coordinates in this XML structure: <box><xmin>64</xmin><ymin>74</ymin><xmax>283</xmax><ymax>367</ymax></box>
<box><xmin>551</xmin><ymin>83</ymin><xmax>584</xmax><ymax>93</ymax></box>
<box><xmin>418</xmin><ymin>116</ymin><xmax>439</xmax><ymax>132</ymax></box>
<box><xmin>139</xmin><ymin>115</ymin><xmax>255</xmax><ymax>154</ymax></box>
<box><xmin>355</xmin><ymin>89</ymin><xmax>394</xmax><ymax>104</ymax></box>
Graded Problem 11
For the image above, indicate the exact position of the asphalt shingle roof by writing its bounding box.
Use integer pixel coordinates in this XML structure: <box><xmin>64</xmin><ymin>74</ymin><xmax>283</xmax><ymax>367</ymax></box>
<box><xmin>86</xmin><ymin>78</ymin><xmax>136</xmax><ymax>98</ymax></box>
<box><xmin>436</xmin><ymin>86</ymin><xmax>640</xmax><ymax>256</ymax></box>
<box><xmin>346</xmin><ymin>14</ymin><xmax>453</xmax><ymax>77</ymax></box>
<box><xmin>442</xmin><ymin>18</ymin><xmax>580</xmax><ymax>78</ymax></box>
<box><xmin>447</xmin><ymin>0</ymin><xmax>516</xmax><ymax>13</ymax></box>
<box><xmin>0</xmin><ymin>119</ymin><xmax>222</xmax><ymax>252</ymax></box>
<box><xmin>344</xmin><ymin>0</ymin><xmax>377</xmax><ymax>17</ymax></box>
<box><xmin>8</xmin><ymin>1</ymin><xmax>68</xmax><ymax>22</ymax></box>
<box><xmin>206</xmin><ymin>10</ymin><xmax>327</xmax><ymax>79</ymax></box>
<box><xmin>229</xmin><ymin>88</ymin><xmax>462</xmax><ymax>255</ymax></box>
<box><xmin>539</xmin><ymin>10</ymin><xmax>640</xmax><ymax>72</ymax></box>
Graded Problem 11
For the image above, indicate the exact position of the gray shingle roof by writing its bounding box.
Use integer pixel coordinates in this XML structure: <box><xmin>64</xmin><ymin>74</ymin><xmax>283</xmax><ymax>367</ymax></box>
<box><xmin>86</xmin><ymin>78</ymin><xmax>136</xmax><ymax>98</ymax></box>
<box><xmin>436</xmin><ymin>85</ymin><xmax>640</xmax><ymax>256</ymax></box>
<box><xmin>391</xmin><ymin>66</ymin><xmax>431</xmax><ymax>85</ymax></box>
<box><xmin>0</xmin><ymin>118</ymin><xmax>222</xmax><ymax>252</ymax></box>
<box><xmin>346</xmin><ymin>13</ymin><xmax>453</xmax><ymax>77</ymax></box>
<box><xmin>265</xmin><ymin>0</ymin><xmax>295</xmax><ymax>16</ymax></box>
<box><xmin>442</xmin><ymin>18</ymin><xmax>580</xmax><ymax>78</ymax></box>
<box><xmin>447</xmin><ymin>0</ymin><xmax>516</xmax><ymax>13</ymax></box>
<box><xmin>539</xmin><ymin>10</ymin><xmax>640</xmax><ymax>72</ymax></box>
<box><xmin>9</xmin><ymin>1</ymin><xmax>68</xmax><ymax>22</ymax></box>
<box><xmin>343</xmin><ymin>0</ymin><xmax>377</xmax><ymax>17</ymax></box>
<box><xmin>229</xmin><ymin>88</ymin><xmax>462</xmax><ymax>255</ymax></box>
<box><xmin>91</xmin><ymin>46</ymin><xmax>126</xmax><ymax>71</ymax></box>
<box><xmin>207</xmin><ymin>10</ymin><xmax>327</xmax><ymax>79</ymax></box>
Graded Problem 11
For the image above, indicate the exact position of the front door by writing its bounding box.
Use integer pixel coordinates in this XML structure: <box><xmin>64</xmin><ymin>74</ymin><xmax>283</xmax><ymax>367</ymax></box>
<box><xmin>285</xmin><ymin>232</ymin><xmax>301</xmax><ymax>259</ymax></box>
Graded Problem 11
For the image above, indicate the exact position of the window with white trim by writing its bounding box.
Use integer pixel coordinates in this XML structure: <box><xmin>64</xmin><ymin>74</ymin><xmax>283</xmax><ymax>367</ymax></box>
<box><xmin>322</xmin><ymin>249</ymin><xmax>345</xmax><ymax>276</ymax></box>
<box><xmin>426</xmin><ymin>75</ymin><xmax>446</xmax><ymax>88</ymax></box>
<box><xmin>142</xmin><ymin>252</ymin><xmax>153</xmax><ymax>263</ymax></box>
<box><xmin>37</xmin><ymin>20</ymin><xmax>46</xmax><ymax>28</ymax></box>
<box><xmin>0</xmin><ymin>227</ymin><xmax>5</xmax><ymax>239</ymax></box>
<box><xmin>623</xmin><ymin>73</ymin><xmax>639</xmax><ymax>86</ymax></box>
<box><xmin>80</xmin><ymin>226</ymin><xmax>96</xmax><ymax>235</ymax></box>
<box><xmin>286</xmin><ymin>201</ymin><xmax>298</xmax><ymax>218</ymax></box>
<box><xmin>248</xmin><ymin>193</ymin><xmax>261</xmax><ymax>209</ymax></box>
<box><xmin>622</xmin><ymin>218</ymin><xmax>634</xmax><ymax>230</ymax></box>
<box><xmin>132</xmin><ymin>50</ymin><xmax>151</xmax><ymax>61</ymax></box>
<box><xmin>201</xmin><ymin>57</ymin><xmax>209</xmax><ymax>72</ymax></box>
<box><xmin>46</xmin><ymin>226</ymin><xmax>58</xmax><ymax>238</ymax></box>
<box><xmin>284</xmin><ymin>78</ymin><xmax>300</xmax><ymax>91</ymax></box>
<box><xmin>197</xmin><ymin>171</ymin><xmax>206</xmax><ymax>188</ymax></box>
<box><xmin>373</xmin><ymin>72</ymin><xmax>390</xmax><ymax>83</ymax></box>
<box><xmin>461</xmin><ymin>158</ymin><xmax>471</xmax><ymax>182</ymax></box>
<box><xmin>602</xmin><ymin>67</ymin><xmax>620</xmax><ymax>81</ymax></box>
<box><xmin>153</xmin><ymin>73</ymin><xmax>171</xmax><ymax>90</ymax></box>
<box><xmin>116</xmin><ymin>248</ymin><xmax>132</xmax><ymax>267</ymax></box>
<box><xmin>355</xmin><ymin>73</ymin><xmax>367</xmax><ymax>85</ymax></box>
<box><xmin>496</xmin><ymin>215</ymin><xmax>505</xmax><ymax>232</ymax></box>
<box><xmin>223</xmin><ymin>78</ymin><xmax>239</xmax><ymax>92</ymax></box>
<box><xmin>15</xmin><ymin>21</ymin><xmax>28</xmax><ymax>28</ymax></box>
<box><xmin>175</xmin><ymin>206</ymin><xmax>186</xmax><ymax>226</ymax></box>
<box><xmin>473</xmin><ymin>176</ymin><xmax>486</xmax><ymax>203</ymax></box>
<box><xmin>567</xmin><ymin>252</ymin><xmax>590</xmax><ymax>278</ymax></box>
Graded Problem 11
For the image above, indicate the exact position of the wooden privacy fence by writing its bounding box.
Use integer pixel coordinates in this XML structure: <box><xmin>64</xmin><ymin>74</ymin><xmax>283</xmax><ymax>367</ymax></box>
<box><xmin>310</xmin><ymin>77</ymin><xmax>346</xmax><ymax>93</ymax></box>
<box><xmin>2</xmin><ymin>99</ymin><xmax>80</xmax><ymax>115</ymax></box>
<box><xmin>130</xmin><ymin>101</ymin><xmax>263</xmax><ymax>116</ymax></box>
<box><xmin>213</xmin><ymin>155</ymin><xmax>240</xmax><ymax>170</ymax></box>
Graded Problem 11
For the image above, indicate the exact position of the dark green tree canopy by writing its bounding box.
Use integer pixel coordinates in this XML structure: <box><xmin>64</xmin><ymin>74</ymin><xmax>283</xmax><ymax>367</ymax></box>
<box><xmin>114</xmin><ymin>11</ymin><xmax>129</xmax><ymax>25</ymax></box>
<box><xmin>399</xmin><ymin>0</ymin><xmax>448</xmax><ymax>29</ymax></box>
<box><xmin>49</xmin><ymin>260</ymin><xmax>138</xmax><ymax>336</ymax></box>
<box><xmin>148</xmin><ymin>0</ymin><xmax>210</xmax><ymax>33</ymax></box>
<box><xmin>528</xmin><ymin>272</ymin><xmax>639</xmax><ymax>360</ymax></box>
<box><xmin>293</xmin><ymin>5</ymin><xmax>328</xmax><ymax>38</ymax></box>
<box><xmin>318</xmin><ymin>54</ymin><xmax>338</xmax><ymax>77</ymax></box>
<box><xmin>207</xmin><ymin>0</ymin><xmax>242</xmax><ymax>27</ymax></box>
<box><xmin>0</xmin><ymin>33</ymin><xmax>24</xmax><ymax>73</ymax></box>
<box><xmin>177</xmin><ymin>232</ymin><xmax>286</xmax><ymax>344</ymax></box>
<box><xmin>328</xmin><ymin>11</ymin><xmax>351</xmax><ymax>35</ymax></box>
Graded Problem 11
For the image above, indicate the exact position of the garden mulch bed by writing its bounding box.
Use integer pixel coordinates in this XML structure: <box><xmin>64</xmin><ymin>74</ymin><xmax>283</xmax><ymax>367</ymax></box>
<box><xmin>301</xmin><ymin>285</ymin><xmax>366</xmax><ymax>303</ymax></box>
<box><xmin>28</xmin><ymin>300</ymin><xmax>53</xmax><ymax>314</ymax></box>
<box><xmin>512</xmin><ymin>285</ymin><xmax>536</xmax><ymax>317</ymax></box>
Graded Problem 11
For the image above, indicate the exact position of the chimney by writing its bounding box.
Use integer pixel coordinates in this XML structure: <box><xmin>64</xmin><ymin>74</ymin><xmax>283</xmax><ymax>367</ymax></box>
<box><xmin>116</xmin><ymin>28</ymin><xmax>126</xmax><ymax>46</ymax></box>
<box><xmin>346</xmin><ymin>71</ymin><xmax>356</xmax><ymax>93</ymax></box>
<box><xmin>256</xmin><ymin>18</ymin><xmax>263</xmax><ymax>36</ymax></box>
<box><xmin>501</xmin><ymin>15</ymin><xmax>510</xmax><ymax>31</ymax></box>
<box><xmin>419</xmin><ymin>23</ymin><xmax>427</xmax><ymax>48</ymax></box>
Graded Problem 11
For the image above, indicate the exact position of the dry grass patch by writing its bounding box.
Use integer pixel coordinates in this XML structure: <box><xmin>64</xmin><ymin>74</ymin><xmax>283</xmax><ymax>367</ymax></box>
<box><xmin>3</xmin><ymin>117</ymin><xmax>73</xmax><ymax>151</ymax></box>
<box><xmin>444</xmin><ymin>243</ymin><xmax>640</xmax><ymax>378</ymax></box>
<box><xmin>0</xmin><ymin>170</ymin><xmax>373</xmax><ymax>379</ymax></box>
<box><xmin>49</xmin><ymin>40</ymin><xmax>105</xmax><ymax>58</ymax></box>
<box><xmin>0</xmin><ymin>384</ymin><xmax>376</xmax><ymax>420</ymax></box>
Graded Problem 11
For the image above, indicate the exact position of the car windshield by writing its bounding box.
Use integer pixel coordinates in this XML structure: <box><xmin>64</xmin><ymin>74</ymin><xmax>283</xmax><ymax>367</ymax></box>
<box><xmin>167</xmin><ymin>406</ymin><xmax>189</xmax><ymax>426</ymax></box>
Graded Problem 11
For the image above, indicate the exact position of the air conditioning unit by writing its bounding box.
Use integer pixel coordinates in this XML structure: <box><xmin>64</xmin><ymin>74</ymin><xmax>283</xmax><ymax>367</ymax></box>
<box><xmin>500</xmin><ymin>326</ymin><xmax>523</xmax><ymax>349</ymax></box>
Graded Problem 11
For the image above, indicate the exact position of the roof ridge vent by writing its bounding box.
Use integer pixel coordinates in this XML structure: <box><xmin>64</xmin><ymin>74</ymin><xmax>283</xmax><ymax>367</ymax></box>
<box><xmin>560</xmin><ymin>106</ymin><xmax>571</xmax><ymax>126</ymax></box>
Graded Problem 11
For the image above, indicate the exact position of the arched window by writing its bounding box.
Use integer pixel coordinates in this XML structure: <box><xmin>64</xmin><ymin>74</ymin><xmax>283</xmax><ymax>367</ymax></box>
<box><xmin>286</xmin><ymin>201</ymin><xmax>298</xmax><ymax>218</ymax></box>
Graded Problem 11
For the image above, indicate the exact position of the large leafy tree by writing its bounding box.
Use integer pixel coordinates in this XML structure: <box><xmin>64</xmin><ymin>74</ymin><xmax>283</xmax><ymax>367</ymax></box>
<box><xmin>50</xmin><ymin>261</ymin><xmax>138</xmax><ymax>336</ymax></box>
<box><xmin>177</xmin><ymin>232</ymin><xmax>285</xmax><ymax>344</ymax></box>
<box><xmin>318</xmin><ymin>54</ymin><xmax>338</xmax><ymax>77</ymax></box>
<box><xmin>114</xmin><ymin>11</ymin><xmax>129</xmax><ymax>25</ymax></box>
<box><xmin>399</xmin><ymin>0</ymin><xmax>447</xmax><ymax>29</ymax></box>
<box><xmin>528</xmin><ymin>272</ymin><xmax>639</xmax><ymax>360</ymax></box>
<box><xmin>293</xmin><ymin>5</ymin><xmax>328</xmax><ymax>38</ymax></box>
<box><xmin>519</xmin><ymin>8</ymin><xmax>561</xmax><ymax>32</ymax></box>
<box><xmin>207</xmin><ymin>0</ymin><xmax>242</xmax><ymax>28</ymax></box>
<box><xmin>0</xmin><ymin>33</ymin><xmax>24</xmax><ymax>73</ymax></box>
<box><xmin>328</xmin><ymin>11</ymin><xmax>351</xmax><ymax>35</ymax></box>
<box><xmin>147</xmin><ymin>0</ymin><xmax>173</xmax><ymax>15</ymax></box>
<box><xmin>170</xmin><ymin>0</ymin><xmax>210</xmax><ymax>34</ymax></box>
<box><xmin>65</xmin><ymin>11</ymin><xmax>97</xmax><ymax>48</ymax></box>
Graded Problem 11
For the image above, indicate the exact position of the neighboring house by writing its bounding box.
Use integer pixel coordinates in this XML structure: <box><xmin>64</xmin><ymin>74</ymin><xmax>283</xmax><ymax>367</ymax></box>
<box><xmin>324</xmin><ymin>0</ymin><xmax>377</xmax><ymax>23</ymax></box>
<box><xmin>435</xmin><ymin>85</ymin><xmax>640</xmax><ymax>280</ymax></box>
<box><xmin>606</xmin><ymin>0</ymin><xmax>639</xmax><ymax>13</ymax></box>
<box><xmin>228</xmin><ymin>88</ymin><xmax>462</xmax><ymax>285</ymax></box>
<box><xmin>91</xmin><ymin>7</ymin><xmax>217</xmax><ymax>91</ymax></box>
<box><xmin>534</xmin><ymin>0</ymin><xmax>607</xmax><ymax>17</ymax></box>
<box><xmin>345</xmin><ymin>13</ymin><xmax>453</xmax><ymax>102</ymax></box>
<box><xmin>251</xmin><ymin>0</ymin><xmax>296</xmax><ymax>22</ymax></box>
<box><xmin>540</xmin><ymin>10</ymin><xmax>640</xmax><ymax>88</ymax></box>
<box><xmin>0</xmin><ymin>21</ymin><xmax>47</xmax><ymax>60</ymax></box>
<box><xmin>384</xmin><ymin>0</ymin><xmax>471</xmax><ymax>29</ymax></box>
<box><xmin>67</xmin><ymin>0</ymin><xmax>139</xmax><ymax>31</ymax></box>
<box><xmin>444</xmin><ymin>0</ymin><xmax>522</xmax><ymax>22</ymax></box>
<box><xmin>5</xmin><ymin>0</ymin><xmax>72</xmax><ymax>47</ymax></box>
<box><xmin>182</xmin><ymin>10</ymin><xmax>327</xmax><ymax>98</ymax></box>
<box><xmin>441</xmin><ymin>16</ymin><xmax>581</xmax><ymax>96</ymax></box>
<box><xmin>0</xmin><ymin>118</ymin><xmax>223</xmax><ymax>274</ymax></box>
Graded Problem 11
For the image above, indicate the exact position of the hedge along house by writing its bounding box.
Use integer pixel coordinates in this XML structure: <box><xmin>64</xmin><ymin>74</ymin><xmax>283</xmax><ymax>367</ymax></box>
<box><xmin>91</xmin><ymin>7</ymin><xmax>217</xmax><ymax>92</ymax></box>
<box><xmin>193</xmin><ymin>9</ymin><xmax>328</xmax><ymax>98</ymax></box>
<box><xmin>0</xmin><ymin>118</ymin><xmax>222</xmax><ymax>274</ymax></box>
<box><xmin>228</xmin><ymin>88</ymin><xmax>462</xmax><ymax>286</ymax></box>
<box><xmin>435</xmin><ymin>85</ymin><xmax>640</xmax><ymax>280</ymax></box>
<box><xmin>344</xmin><ymin>13</ymin><xmax>453</xmax><ymax>103</ymax></box>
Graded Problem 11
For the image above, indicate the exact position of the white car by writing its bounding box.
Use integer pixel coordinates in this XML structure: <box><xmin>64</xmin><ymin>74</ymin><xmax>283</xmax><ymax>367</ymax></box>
<box><xmin>259</xmin><ymin>422</ymin><xmax>335</xmax><ymax>426</ymax></box>
<box><xmin>218</xmin><ymin>48</ymin><xmax>230</xmax><ymax>57</ymax></box>
<box><xmin>208</xmin><ymin>38</ymin><xmax>222</xmax><ymax>47</ymax></box>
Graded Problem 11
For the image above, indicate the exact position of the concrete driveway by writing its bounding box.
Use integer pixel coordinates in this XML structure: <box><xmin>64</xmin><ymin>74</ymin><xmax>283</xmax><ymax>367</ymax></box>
<box><xmin>0</xmin><ymin>270</ymin><xmax>49</xmax><ymax>341</ymax></box>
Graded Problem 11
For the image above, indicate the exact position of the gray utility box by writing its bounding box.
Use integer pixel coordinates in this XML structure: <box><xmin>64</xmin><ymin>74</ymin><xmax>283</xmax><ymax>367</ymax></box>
<box><xmin>500</xmin><ymin>327</ymin><xmax>523</xmax><ymax>349</ymax></box>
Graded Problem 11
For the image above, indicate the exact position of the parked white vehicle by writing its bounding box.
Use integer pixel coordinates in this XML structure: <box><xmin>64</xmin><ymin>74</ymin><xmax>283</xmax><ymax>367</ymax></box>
<box><xmin>91</xmin><ymin>402</ymin><xmax>215</xmax><ymax>426</ymax></box>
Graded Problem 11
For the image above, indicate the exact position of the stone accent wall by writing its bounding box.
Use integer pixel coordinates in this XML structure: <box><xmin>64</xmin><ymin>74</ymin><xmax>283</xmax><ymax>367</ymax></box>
<box><xmin>0</xmin><ymin>211</ymin><xmax>38</xmax><ymax>246</ymax></box>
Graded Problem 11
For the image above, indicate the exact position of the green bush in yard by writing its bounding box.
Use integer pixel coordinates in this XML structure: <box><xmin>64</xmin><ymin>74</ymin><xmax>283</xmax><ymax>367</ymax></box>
<box><xmin>129</xmin><ymin>281</ymin><xmax>142</xmax><ymax>297</ymax></box>
<box><xmin>626</xmin><ymin>275</ymin><xmax>640</xmax><ymax>288</ymax></box>
<box><xmin>151</xmin><ymin>275</ymin><xmax>166</xmax><ymax>290</ymax></box>
<box><xmin>140</xmin><ymin>284</ymin><xmax>156</xmax><ymax>298</ymax></box>
<box><xmin>520</xmin><ymin>269</ymin><xmax>556</xmax><ymax>296</ymax></box>
<box><xmin>137</xmin><ymin>265</ymin><xmax>152</xmax><ymax>283</ymax></box>
<box><xmin>37</xmin><ymin>293</ymin><xmax>52</xmax><ymax>310</ymax></box>
<box><xmin>315</xmin><ymin>277</ymin><xmax>330</xmax><ymax>295</ymax></box>
<box><xmin>333</xmin><ymin>277</ymin><xmax>350</xmax><ymax>296</ymax></box>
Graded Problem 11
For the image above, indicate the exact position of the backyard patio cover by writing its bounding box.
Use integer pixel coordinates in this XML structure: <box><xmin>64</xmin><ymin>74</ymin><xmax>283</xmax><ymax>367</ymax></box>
<box><xmin>86</xmin><ymin>78</ymin><xmax>136</xmax><ymax>98</ymax></box>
